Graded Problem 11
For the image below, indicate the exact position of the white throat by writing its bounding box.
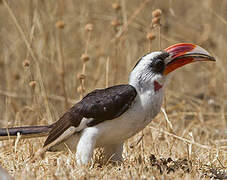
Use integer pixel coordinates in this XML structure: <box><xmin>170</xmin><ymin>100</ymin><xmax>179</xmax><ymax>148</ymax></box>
<box><xmin>129</xmin><ymin>73</ymin><xmax>165</xmax><ymax>93</ymax></box>
<box><xmin>128</xmin><ymin>56</ymin><xmax>167</xmax><ymax>121</ymax></box>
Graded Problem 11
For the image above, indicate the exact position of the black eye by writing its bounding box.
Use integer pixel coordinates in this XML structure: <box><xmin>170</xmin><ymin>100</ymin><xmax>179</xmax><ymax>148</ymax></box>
<box><xmin>149</xmin><ymin>52</ymin><xmax>169</xmax><ymax>74</ymax></box>
<box><xmin>150</xmin><ymin>59</ymin><xmax>165</xmax><ymax>74</ymax></box>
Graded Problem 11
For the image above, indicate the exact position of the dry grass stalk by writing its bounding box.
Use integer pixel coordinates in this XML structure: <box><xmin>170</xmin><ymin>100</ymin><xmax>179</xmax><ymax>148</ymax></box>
<box><xmin>0</xmin><ymin>89</ymin><xmax>77</xmax><ymax>104</ymax></box>
<box><xmin>3</xmin><ymin>0</ymin><xmax>53</xmax><ymax>124</ymax></box>
<box><xmin>56</xmin><ymin>20</ymin><xmax>69</xmax><ymax>109</ymax></box>
<box><xmin>105</xmin><ymin>57</ymin><xmax>110</xmax><ymax>88</ymax></box>
<box><xmin>161</xmin><ymin>107</ymin><xmax>173</xmax><ymax>132</ymax></box>
<box><xmin>151</xmin><ymin>9</ymin><xmax>162</xmax><ymax>49</ymax></box>
<box><xmin>146</xmin><ymin>32</ymin><xmax>156</xmax><ymax>51</ymax></box>
<box><xmin>112</xmin><ymin>0</ymin><xmax>150</xmax><ymax>42</ymax></box>
<box><xmin>150</xmin><ymin>126</ymin><xmax>212</xmax><ymax>150</ymax></box>
<box><xmin>78</xmin><ymin>24</ymin><xmax>93</xmax><ymax>99</ymax></box>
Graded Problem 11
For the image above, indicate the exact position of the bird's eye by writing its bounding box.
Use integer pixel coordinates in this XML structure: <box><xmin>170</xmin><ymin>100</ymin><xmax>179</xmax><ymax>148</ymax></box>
<box><xmin>149</xmin><ymin>52</ymin><xmax>169</xmax><ymax>74</ymax></box>
<box><xmin>150</xmin><ymin>59</ymin><xmax>165</xmax><ymax>74</ymax></box>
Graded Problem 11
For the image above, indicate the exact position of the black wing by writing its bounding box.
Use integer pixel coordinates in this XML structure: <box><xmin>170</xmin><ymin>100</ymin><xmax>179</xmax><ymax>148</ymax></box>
<box><xmin>44</xmin><ymin>84</ymin><xmax>137</xmax><ymax>147</ymax></box>
<box><xmin>77</xmin><ymin>84</ymin><xmax>137</xmax><ymax>126</ymax></box>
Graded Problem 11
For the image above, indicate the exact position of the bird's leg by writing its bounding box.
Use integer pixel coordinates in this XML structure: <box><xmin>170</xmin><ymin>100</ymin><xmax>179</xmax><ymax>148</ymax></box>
<box><xmin>103</xmin><ymin>142</ymin><xmax>124</xmax><ymax>163</ymax></box>
<box><xmin>76</xmin><ymin>129</ymin><xmax>98</xmax><ymax>165</ymax></box>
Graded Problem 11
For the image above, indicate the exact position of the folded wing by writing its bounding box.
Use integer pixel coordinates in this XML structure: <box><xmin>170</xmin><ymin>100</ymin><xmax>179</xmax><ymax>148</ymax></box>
<box><xmin>44</xmin><ymin>84</ymin><xmax>137</xmax><ymax>147</ymax></box>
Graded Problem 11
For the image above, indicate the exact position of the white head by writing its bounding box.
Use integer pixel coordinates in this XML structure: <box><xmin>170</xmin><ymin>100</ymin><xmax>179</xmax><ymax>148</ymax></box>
<box><xmin>129</xmin><ymin>43</ymin><xmax>215</xmax><ymax>93</ymax></box>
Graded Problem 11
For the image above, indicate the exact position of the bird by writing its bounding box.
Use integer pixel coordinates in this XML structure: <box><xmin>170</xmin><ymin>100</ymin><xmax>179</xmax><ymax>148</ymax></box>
<box><xmin>0</xmin><ymin>43</ymin><xmax>215</xmax><ymax>165</ymax></box>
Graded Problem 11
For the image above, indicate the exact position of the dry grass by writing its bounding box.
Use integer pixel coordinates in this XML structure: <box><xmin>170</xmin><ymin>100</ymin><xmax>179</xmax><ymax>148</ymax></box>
<box><xmin>0</xmin><ymin>0</ymin><xmax>227</xmax><ymax>179</ymax></box>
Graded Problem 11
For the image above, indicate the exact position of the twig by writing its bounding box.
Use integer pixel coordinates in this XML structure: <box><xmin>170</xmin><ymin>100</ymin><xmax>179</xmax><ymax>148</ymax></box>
<box><xmin>150</xmin><ymin>126</ymin><xmax>212</xmax><ymax>149</ymax></box>
<box><xmin>161</xmin><ymin>107</ymin><xmax>173</xmax><ymax>131</ymax></box>
<box><xmin>14</xmin><ymin>132</ymin><xmax>21</xmax><ymax>153</ymax></box>
<box><xmin>208</xmin><ymin>8</ymin><xmax>227</xmax><ymax>26</ymax></box>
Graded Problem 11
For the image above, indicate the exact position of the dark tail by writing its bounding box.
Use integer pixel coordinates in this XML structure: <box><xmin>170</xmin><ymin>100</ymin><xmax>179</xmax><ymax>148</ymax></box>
<box><xmin>0</xmin><ymin>125</ymin><xmax>53</xmax><ymax>140</ymax></box>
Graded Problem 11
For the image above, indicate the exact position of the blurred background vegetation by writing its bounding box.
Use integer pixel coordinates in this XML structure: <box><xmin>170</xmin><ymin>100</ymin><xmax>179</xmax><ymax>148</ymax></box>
<box><xmin>0</xmin><ymin>0</ymin><xmax>227</xmax><ymax>179</ymax></box>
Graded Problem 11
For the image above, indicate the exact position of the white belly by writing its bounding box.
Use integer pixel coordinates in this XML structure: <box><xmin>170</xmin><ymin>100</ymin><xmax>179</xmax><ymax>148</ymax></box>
<box><xmin>94</xmin><ymin>90</ymin><xmax>163</xmax><ymax>147</ymax></box>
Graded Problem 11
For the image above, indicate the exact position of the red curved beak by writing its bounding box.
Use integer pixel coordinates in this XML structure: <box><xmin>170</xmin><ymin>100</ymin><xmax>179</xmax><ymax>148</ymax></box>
<box><xmin>163</xmin><ymin>43</ymin><xmax>215</xmax><ymax>75</ymax></box>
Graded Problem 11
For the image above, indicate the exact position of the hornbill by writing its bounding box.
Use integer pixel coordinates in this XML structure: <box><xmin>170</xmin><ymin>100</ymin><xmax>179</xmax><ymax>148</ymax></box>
<box><xmin>0</xmin><ymin>43</ymin><xmax>215</xmax><ymax>165</ymax></box>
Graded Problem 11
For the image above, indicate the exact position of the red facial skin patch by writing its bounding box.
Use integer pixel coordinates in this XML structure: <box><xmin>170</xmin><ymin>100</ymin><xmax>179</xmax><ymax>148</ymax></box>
<box><xmin>154</xmin><ymin>81</ymin><xmax>162</xmax><ymax>92</ymax></box>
